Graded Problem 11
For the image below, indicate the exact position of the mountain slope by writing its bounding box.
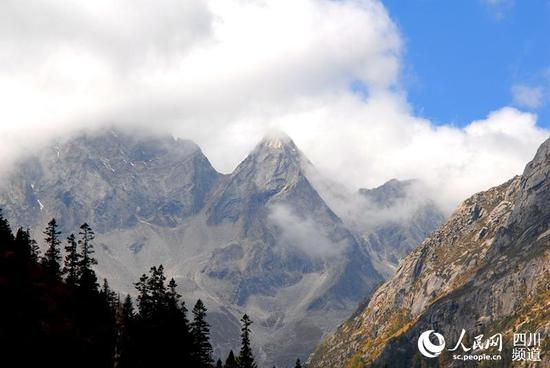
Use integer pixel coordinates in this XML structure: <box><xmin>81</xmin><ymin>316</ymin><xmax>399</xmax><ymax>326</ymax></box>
<box><xmin>358</xmin><ymin>179</ymin><xmax>445</xmax><ymax>277</ymax></box>
<box><xmin>308</xmin><ymin>137</ymin><xmax>550</xmax><ymax>367</ymax></box>
<box><xmin>198</xmin><ymin>133</ymin><xmax>382</xmax><ymax>366</ymax></box>
<box><xmin>0</xmin><ymin>130</ymin><xmax>221</xmax><ymax>232</ymax></box>
<box><xmin>0</xmin><ymin>130</ymin><xmax>385</xmax><ymax>367</ymax></box>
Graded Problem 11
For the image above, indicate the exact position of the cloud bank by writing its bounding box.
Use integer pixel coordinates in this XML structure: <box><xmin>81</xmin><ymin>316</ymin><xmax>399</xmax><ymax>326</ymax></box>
<box><xmin>0</xmin><ymin>0</ymin><xmax>547</xmax><ymax>211</ymax></box>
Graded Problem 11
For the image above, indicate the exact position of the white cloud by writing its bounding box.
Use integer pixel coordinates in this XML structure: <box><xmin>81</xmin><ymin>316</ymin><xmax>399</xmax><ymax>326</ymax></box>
<box><xmin>0</xmin><ymin>0</ymin><xmax>547</xmax><ymax>212</ymax></box>
<box><xmin>268</xmin><ymin>204</ymin><xmax>343</xmax><ymax>258</ymax></box>
<box><xmin>512</xmin><ymin>84</ymin><xmax>544</xmax><ymax>109</ymax></box>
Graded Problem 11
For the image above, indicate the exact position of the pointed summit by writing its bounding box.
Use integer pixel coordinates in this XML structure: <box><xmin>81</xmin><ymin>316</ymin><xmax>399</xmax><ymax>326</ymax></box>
<box><xmin>257</xmin><ymin>129</ymin><xmax>296</xmax><ymax>149</ymax></box>
<box><xmin>250</xmin><ymin>130</ymin><xmax>303</xmax><ymax>164</ymax></box>
<box><xmin>205</xmin><ymin>132</ymin><xmax>319</xmax><ymax>226</ymax></box>
<box><xmin>239</xmin><ymin>131</ymin><xmax>308</xmax><ymax>186</ymax></box>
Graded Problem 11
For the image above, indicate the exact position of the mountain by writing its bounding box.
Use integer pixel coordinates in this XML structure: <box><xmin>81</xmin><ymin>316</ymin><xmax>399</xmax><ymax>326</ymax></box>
<box><xmin>0</xmin><ymin>131</ymin><xmax>221</xmax><ymax>232</ymax></box>
<box><xmin>0</xmin><ymin>129</ymin><xmax>442</xmax><ymax>367</ymax></box>
<box><xmin>199</xmin><ymin>133</ymin><xmax>383</xmax><ymax>365</ymax></box>
<box><xmin>358</xmin><ymin>179</ymin><xmax>445</xmax><ymax>277</ymax></box>
<box><xmin>308</xmin><ymin>137</ymin><xmax>550</xmax><ymax>367</ymax></box>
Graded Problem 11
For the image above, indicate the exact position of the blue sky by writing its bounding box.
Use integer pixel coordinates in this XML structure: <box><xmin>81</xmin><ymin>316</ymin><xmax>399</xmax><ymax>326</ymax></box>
<box><xmin>383</xmin><ymin>0</ymin><xmax>550</xmax><ymax>128</ymax></box>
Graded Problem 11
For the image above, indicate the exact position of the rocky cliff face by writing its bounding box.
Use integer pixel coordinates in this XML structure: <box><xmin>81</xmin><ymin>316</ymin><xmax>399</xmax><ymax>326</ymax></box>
<box><xmin>0</xmin><ymin>129</ymin><xmax>443</xmax><ymax>367</ymax></box>
<box><xmin>0</xmin><ymin>130</ymin><xmax>221</xmax><ymax>232</ymax></box>
<box><xmin>308</xmin><ymin>137</ymin><xmax>550</xmax><ymax>368</ymax></box>
<box><xmin>358</xmin><ymin>179</ymin><xmax>445</xmax><ymax>277</ymax></box>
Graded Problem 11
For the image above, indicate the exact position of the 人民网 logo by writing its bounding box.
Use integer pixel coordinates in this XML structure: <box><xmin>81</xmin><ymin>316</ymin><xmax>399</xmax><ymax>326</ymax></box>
<box><xmin>417</xmin><ymin>330</ymin><xmax>446</xmax><ymax>358</ymax></box>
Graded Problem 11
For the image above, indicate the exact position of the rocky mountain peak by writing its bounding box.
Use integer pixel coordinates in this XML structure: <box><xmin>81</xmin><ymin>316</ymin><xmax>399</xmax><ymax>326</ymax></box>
<box><xmin>260</xmin><ymin>129</ymin><xmax>293</xmax><ymax>145</ymax></box>
<box><xmin>359</xmin><ymin>178</ymin><xmax>421</xmax><ymax>208</ymax></box>
<box><xmin>248</xmin><ymin>131</ymin><xmax>304</xmax><ymax>169</ymax></box>
<box><xmin>217</xmin><ymin>131</ymin><xmax>310</xmax><ymax>197</ymax></box>
<box><xmin>0</xmin><ymin>129</ymin><xmax>221</xmax><ymax>232</ymax></box>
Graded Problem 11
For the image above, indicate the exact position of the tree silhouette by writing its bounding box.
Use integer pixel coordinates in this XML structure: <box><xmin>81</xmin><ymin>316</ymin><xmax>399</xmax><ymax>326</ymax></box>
<box><xmin>42</xmin><ymin>218</ymin><xmax>62</xmax><ymax>278</ymax></box>
<box><xmin>116</xmin><ymin>294</ymin><xmax>136</xmax><ymax>368</ymax></box>
<box><xmin>295</xmin><ymin>358</ymin><xmax>303</xmax><ymax>368</ymax></box>
<box><xmin>78</xmin><ymin>223</ymin><xmax>98</xmax><ymax>294</ymax></box>
<box><xmin>224</xmin><ymin>350</ymin><xmax>238</xmax><ymax>368</ymax></box>
<box><xmin>148</xmin><ymin>265</ymin><xmax>167</xmax><ymax>315</ymax></box>
<box><xmin>166</xmin><ymin>278</ymin><xmax>180</xmax><ymax>312</ymax></box>
<box><xmin>14</xmin><ymin>227</ymin><xmax>32</xmax><ymax>260</ymax></box>
<box><xmin>0</xmin><ymin>212</ymin><xmax>230</xmax><ymax>368</ymax></box>
<box><xmin>0</xmin><ymin>209</ymin><xmax>14</xmax><ymax>245</ymax></box>
<box><xmin>0</xmin><ymin>215</ymin><xmax>117</xmax><ymax>368</ymax></box>
<box><xmin>238</xmin><ymin>314</ymin><xmax>257</xmax><ymax>368</ymax></box>
<box><xmin>191</xmin><ymin>299</ymin><xmax>214</xmax><ymax>367</ymax></box>
<box><xmin>135</xmin><ymin>272</ymin><xmax>152</xmax><ymax>319</ymax></box>
<box><xmin>63</xmin><ymin>233</ymin><xmax>81</xmax><ymax>286</ymax></box>
<box><xmin>100</xmin><ymin>278</ymin><xmax>117</xmax><ymax>312</ymax></box>
<box><xmin>28</xmin><ymin>228</ymin><xmax>40</xmax><ymax>262</ymax></box>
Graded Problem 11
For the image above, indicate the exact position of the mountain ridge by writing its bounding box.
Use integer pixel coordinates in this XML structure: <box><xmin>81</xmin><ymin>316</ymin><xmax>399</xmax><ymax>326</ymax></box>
<box><xmin>0</xmin><ymin>128</ymin><xmax>444</xmax><ymax>367</ymax></box>
<box><xmin>308</xmin><ymin>137</ymin><xmax>550</xmax><ymax>367</ymax></box>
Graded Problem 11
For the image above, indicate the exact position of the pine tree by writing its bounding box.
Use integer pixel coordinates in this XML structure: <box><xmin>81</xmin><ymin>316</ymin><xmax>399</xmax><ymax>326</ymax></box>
<box><xmin>135</xmin><ymin>273</ymin><xmax>152</xmax><ymax>319</ymax></box>
<box><xmin>100</xmin><ymin>278</ymin><xmax>117</xmax><ymax>312</ymax></box>
<box><xmin>122</xmin><ymin>294</ymin><xmax>135</xmax><ymax>320</ymax></box>
<box><xmin>14</xmin><ymin>227</ymin><xmax>32</xmax><ymax>260</ymax></box>
<box><xmin>166</xmin><ymin>278</ymin><xmax>180</xmax><ymax>311</ymax></box>
<box><xmin>42</xmin><ymin>218</ymin><xmax>62</xmax><ymax>278</ymax></box>
<box><xmin>238</xmin><ymin>314</ymin><xmax>256</xmax><ymax>368</ymax></box>
<box><xmin>166</xmin><ymin>277</ymin><xmax>185</xmax><ymax>325</ymax></box>
<box><xmin>224</xmin><ymin>350</ymin><xmax>238</xmax><ymax>368</ymax></box>
<box><xmin>295</xmin><ymin>358</ymin><xmax>303</xmax><ymax>368</ymax></box>
<box><xmin>117</xmin><ymin>294</ymin><xmax>135</xmax><ymax>368</ymax></box>
<box><xmin>63</xmin><ymin>233</ymin><xmax>81</xmax><ymax>286</ymax></box>
<box><xmin>191</xmin><ymin>299</ymin><xmax>213</xmax><ymax>367</ymax></box>
<box><xmin>78</xmin><ymin>223</ymin><xmax>98</xmax><ymax>294</ymax></box>
<box><xmin>28</xmin><ymin>228</ymin><xmax>40</xmax><ymax>263</ymax></box>
<box><xmin>147</xmin><ymin>265</ymin><xmax>167</xmax><ymax>314</ymax></box>
<box><xmin>0</xmin><ymin>209</ymin><xmax>14</xmax><ymax>245</ymax></box>
<box><xmin>216</xmin><ymin>358</ymin><xmax>223</xmax><ymax>368</ymax></box>
<box><xmin>180</xmin><ymin>300</ymin><xmax>190</xmax><ymax>329</ymax></box>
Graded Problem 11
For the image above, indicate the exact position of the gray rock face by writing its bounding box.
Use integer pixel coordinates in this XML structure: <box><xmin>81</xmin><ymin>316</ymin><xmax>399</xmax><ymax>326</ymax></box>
<box><xmin>0</xmin><ymin>129</ymin><xmax>443</xmax><ymax>367</ymax></box>
<box><xmin>0</xmin><ymin>130</ymin><xmax>221</xmax><ymax>232</ymax></box>
<box><xmin>308</xmin><ymin>137</ymin><xmax>550</xmax><ymax>368</ymax></box>
<box><xmin>359</xmin><ymin>179</ymin><xmax>445</xmax><ymax>276</ymax></box>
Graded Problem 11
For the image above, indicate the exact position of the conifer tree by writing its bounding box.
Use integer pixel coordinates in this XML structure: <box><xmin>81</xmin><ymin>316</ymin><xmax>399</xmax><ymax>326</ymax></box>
<box><xmin>100</xmin><ymin>278</ymin><xmax>117</xmax><ymax>312</ymax></box>
<box><xmin>166</xmin><ymin>277</ymin><xmax>186</xmax><ymax>326</ymax></box>
<box><xmin>295</xmin><ymin>358</ymin><xmax>303</xmax><ymax>368</ymax></box>
<box><xmin>78</xmin><ymin>223</ymin><xmax>98</xmax><ymax>293</ymax></box>
<box><xmin>42</xmin><ymin>218</ymin><xmax>62</xmax><ymax>278</ymax></box>
<box><xmin>180</xmin><ymin>300</ymin><xmax>190</xmax><ymax>328</ymax></box>
<box><xmin>224</xmin><ymin>350</ymin><xmax>238</xmax><ymax>368</ymax></box>
<box><xmin>135</xmin><ymin>273</ymin><xmax>152</xmax><ymax>319</ymax></box>
<box><xmin>216</xmin><ymin>359</ymin><xmax>223</xmax><ymax>368</ymax></box>
<box><xmin>28</xmin><ymin>228</ymin><xmax>40</xmax><ymax>263</ymax></box>
<box><xmin>166</xmin><ymin>278</ymin><xmax>180</xmax><ymax>311</ymax></box>
<box><xmin>63</xmin><ymin>233</ymin><xmax>81</xmax><ymax>286</ymax></box>
<box><xmin>14</xmin><ymin>227</ymin><xmax>32</xmax><ymax>260</ymax></box>
<box><xmin>147</xmin><ymin>265</ymin><xmax>167</xmax><ymax>314</ymax></box>
<box><xmin>121</xmin><ymin>294</ymin><xmax>134</xmax><ymax>319</ymax></box>
<box><xmin>117</xmin><ymin>294</ymin><xmax>135</xmax><ymax>368</ymax></box>
<box><xmin>191</xmin><ymin>299</ymin><xmax>213</xmax><ymax>367</ymax></box>
<box><xmin>0</xmin><ymin>209</ymin><xmax>14</xmax><ymax>245</ymax></box>
<box><xmin>238</xmin><ymin>314</ymin><xmax>256</xmax><ymax>368</ymax></box>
